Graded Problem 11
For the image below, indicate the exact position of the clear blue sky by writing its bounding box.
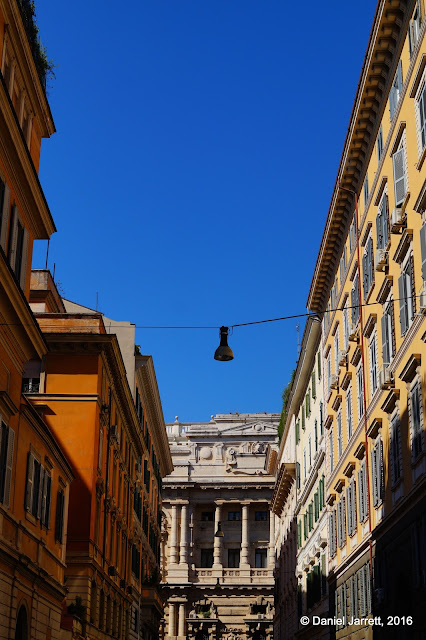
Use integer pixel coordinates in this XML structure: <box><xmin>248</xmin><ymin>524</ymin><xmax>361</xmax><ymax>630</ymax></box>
<box><xmin>33</xmin><ymin>0</ymin><xmax>377</xmax><ymax>423</ymax></box>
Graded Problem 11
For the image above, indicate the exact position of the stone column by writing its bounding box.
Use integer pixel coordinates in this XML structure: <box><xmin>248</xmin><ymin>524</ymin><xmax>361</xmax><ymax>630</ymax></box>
<box><xmin>241</xmin><ymin>502</ymin><xmax>250</xmax><ymax>568</ymax></box>
<box><xmin>213</xmin><ymin>503</ymin><xmax>223</xmax><ymax>568</ymax></box>
<box><xmin>180</xmin><ymin>503</ymin><xmax>189</xmax><ymax>565</ymax></box>
<box><xmin>268</xmin><ymin>511</ymin><xmax>275</xmax><ymax>569</ymax></box>
<box><xmin>178</xmin><ymin>603</ymin><xmax>186</xmax><ymax>637</ymax></box>
<box><xmin>170</xmin><ymin>505</ymin><xmax>178</xmax><ymax>564</ymax></box>
<box><xmin>169</xmin><ymin>603</ymin><xmax>176</xmax><ymax>637</ymax></box>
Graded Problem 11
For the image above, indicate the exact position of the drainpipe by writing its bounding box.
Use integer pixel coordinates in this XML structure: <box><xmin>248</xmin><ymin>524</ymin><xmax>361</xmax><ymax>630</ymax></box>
<box><xmin>338</xmin><ymin>184</ymin><xmax>374</xmax><ymax>579</ymax></box>
<box><xmin>102</xmin><ymin>387</ymin><xmax>112</xmax><ymax>569</ymax></box>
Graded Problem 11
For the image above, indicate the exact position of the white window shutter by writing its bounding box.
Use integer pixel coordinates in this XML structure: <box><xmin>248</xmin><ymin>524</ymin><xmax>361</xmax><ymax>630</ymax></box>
<box><xmin>366</xmin><ymin>564</ymin><xmax>372</xmax><ymax>613</ymax></box>
<box><xmin>341</xmin><ymin>496</ymin><xmax>346</xmax><ymax>541</ymax></box>
<box><xmin>0</xmin><ymin>182</ymin><xmax>10</xmax><ymax>251</ymax></box>
<box><xmin>3</xmin><ymin>427</ymin><xmax>15</xmax><ymax>508</ymax></box>
<box><xmin>398</xmin><ymin>273</ymin><xmax>407</xmax><ymax>336</ymax></box>
<box><xmin>25</xmin><ymin>452</ymin><xmax>34</xmax><ymax>511</ymax></box>
<box><xmin>359</xmin><ymin>567</ymin><xmax>366</xmax><ymax>616</ymax></box>
<box><xmin>19</xmin><ymin>228</ymin><xmax>29</xmax><ymax>290</ymax></box>
<box><xmin>393</xmin><ymin>147</ymin><xmax>406</xmax><ymax>206</ymax></box>
<box><xmin>8</xmin><ymin>205</ymin><xmax>18</xmax><ymax>270</ymax></box>
<box><xmin>420</xmin><ymin>224</ymin><xmax>426</xmax><ymax>282</ymax></box>
<box><xmin>351</xmin><ymin>480</ymin><xmax>357</xmax><ymax>531</ymax></box>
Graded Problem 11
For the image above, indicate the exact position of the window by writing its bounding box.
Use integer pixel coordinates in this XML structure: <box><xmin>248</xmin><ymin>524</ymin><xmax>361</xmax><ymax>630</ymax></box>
<box><xmin>297</xmin><ymin>520</ymin><xmax>302</xmax><ymax>548</ymax></box>
<box><xmin>409</xmin><ymin>379</ymin><xmax>424</xmax><ymax>461</ymax></box>
<box><xmin>369</xmin><ymin>333</ymin><xmax>378</xmax><ymax>396</ymax></box>
<box><xmin>255</xmin><ymin>548</ymin><xmax>267</xmax><ymax>568</ymax></box>
<box><xmin>55</xmin><ymin>488</ymin><xmax>66</xmax><ymax>543</ymax></box>
<box><xmin>329</xmin><ymin>509</ymin><xmax>337</xmax><ymax>557</ymax></box>
<box><xmin>358</xmin><ymin>460</ymin><xmax>368</xmax><ymax>523</ymax></box>
<box><xmin>317</xmin><ymin>351</ymin><xmax>321</xmax><ymax>380</ymax></box>
<box><xmin>255</xmin><ymin>511</ymin><xmax>267</xmax><ymax>521</ymax></box>
<box><xmin>337</xmin><ymin>495</ymin><xmax>346</xmax><ymax>548</ymax></box>
<box><xmin>228</xmin><ymin>549</ymin><xmax>240</xmax><ymax>568</ymax></box>
<box><xmin>362</xmin><ymin>235</ymin><xmax>374</xmax><ymax>300</ymax></box>
<box><xmin>308</xmin><ymin>502</ymin><xmax>313</xmax><ymax>531</ymax></box>
<box><xmin>357</xmin><ymin>365</ymin><xmax>364</xmax><ymax>420</ymax></box>
<box><xmin>381</xmin><ymin>299</ymin><xmax>395</xmax><ymax>366</ymax></box>
<box><xmin>228</xmin><ymin>511</ymin><xmax>241</xmax><ymax>521</ymax></box>
<box><xmin>334</xmin><ymin>331</ymin><xmax>339</xmax><ymax>374</ymax></box>
<box><xmin>349</xmin><ymin>214</ymin><xmax>357</xmax><ymax>253</ymax></box>
<box><xmin>303</xmin><ymin>448</ymin><xmax>307</xmax><ymax>479</ymax></box>
<box><xmin>0</xmin><ymin>420</ymin><xmax>15</xmax><ymax>508</ymax></box>
<box><xmin>389</xmin><ymin>61</ymin><xmax>403</xmax><ymax>119</ymax></box>
<box><xmin>0</xmin><ymin>177</ymin><xmax>10</xmax><ymax>252</ymax></box>
<box><xmin>398</xmin><ymin>254</ymin><xmax>415</xmax><ymax>336</ymax></box>
<box><xmin>343</xmin><ymin>301</ymin><xmax>349</xmax><ymax>351</ymax></box>
<box><xmin>392</xmin><ymin>137</ymin><xmax>407</xmax><ymax>207</ymax></box>
<box><xmin>296</xmin><ymin>419</ymin><xmax>300</xmax><ymax>445</ymax></box>
<box><xmin>314</xmin><ymin>492</ymin><xmax>319</xmax><ymax>521</ymax></box>
<box><xmin>346</xmin><ymin>387</ymin><xmax>353</xmax><ymax>440</ymax></box>
<box><xmin>376</xmin><ymin>192</ymin><xmax>389</xmax><ymax>250</ymax></box>
<box><xmin>346</xmin><ymin>478</ymin><xmax>357</xmax><ymax>537</ymax></box>
<box><xmin>363</xmin><ymin>173</ymin><xmax>369</xmax><ymax>207</ymax></box>
<box><xmin>349</xmin><ymin>574</ymin><xmax>358</xmax><ymax>619</ymax></box>
<box><xmin>389</xmin><ymin>413</ymin><xmax>402</xmax><ymax>484</ymax></box>
<box><xmin>296</xmin><ymin>462</ymin><xmax>301</xmax><ymax>490</ymax></box>
<box><xmin>200</xmin><ymin>549</ymin><xmax>214</xmax><ymax>568</ymax></box>
<box><xmin>308</xmin><ymin>436</ymin><xmax>312</xmax><ymax>468</ymax></box>
<box><xmin>25</xmin><ymin>452</ymin><xmax>52</xmax><ymax>526</ymax></box>
<box><xmin>377</xmin><ymin>125</ymin><xmax>384</xmax><ymax>161</ymax></box>
<box><xmin>329</xmin><ymin>430</ymin><xmax>334</xmax><ymax>473</ymax></box>
<box><xmin>201</xmin><ymin>511</ymin><xmax>214</xmax><ymax>521</ymax></box>
<box><xmin>326</xmin><ymin>353</ymin><xmax>331</xmax><ymax>396</ymax></box>
<box><xmin>312</xmin><ymin>370</ymin><xmax>316</xmax><ymax>399</ymax></box>
<box><xmin>371</xmin><ymin>439</ymin><xmax>384</xmax><ymax>507</ymax></box>
<box><xmin>409</xmin><ymin>1</ymin><xmax>422</xmax><ymax>57</ymax></box>
<box><xmin>421</xmin><ymin>224</ymin><xmax>426</xmax><ymax>283</ymax></box>
<box><xmin>131</xmin><ymin>544</ymin><xmax>140</xmax><ymax>578</ymax></box>
<box><xmin>340</xmin><ymin>246</ymin><xmax>347</xmax><ymax>285</ymax></box>
<box><xmin>337</xmin><ymin>412</ymin><xmax>343</xmax><ymax>458</ymax></box>
<box><xmin>314</xmin><ymin>419</ymin><xmax>318</xmax><ymax>452</ymax></box>
<box><xmin>319</xmin><ymin>402</ymin><xmax>324</xmax><ymax>437</ymax></box>
<box><xmin>358</xmin><ymin>563</ymin><xmax>372</xmax><ymax>617</ymax></box>
<box><xmin>8</xmin><ymin>206</ymin><xmax>29</xmax><ymax>289</ymax></box>
<box><xmin>416</xmin><ymin>74</ymin><xmax>426</xmax><ymax>152</ymax></box>
<box><xmin>351</xmin><ymin>273</ymin><xmax>360</xmax><ymax>326</ymax></box>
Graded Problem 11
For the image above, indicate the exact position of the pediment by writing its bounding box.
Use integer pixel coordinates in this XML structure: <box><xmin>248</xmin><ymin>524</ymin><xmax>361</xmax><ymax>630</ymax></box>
<box><xmin>218</xmin><ymin>421</ymin><xmax>278</xmax><ymax>436</ymax></box>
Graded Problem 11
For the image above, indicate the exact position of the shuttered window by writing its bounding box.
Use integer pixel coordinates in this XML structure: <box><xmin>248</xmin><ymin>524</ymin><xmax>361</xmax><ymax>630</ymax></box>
<box><xmin>0</xmin><ymin>179</ymin><xmax>11</xmax><ymax>251</ymax></box>
<box><xmin>25</xmin><ymin>451</ymin><xmax>52</xmax><ymax>526</ymax></box>
<box><xmin>357</xmin><ymin>366</ymin><xmax>364</xmax><ymax>420</ymax></box>
<box><xmin>389</xmin><ymin>61</ymin><xmax>403</xmax><ymax>119</ymax></box>
<box><xmin>8</xmin><ymin>205</ymin><xmax>29</xmax><ymax>290</ymax></box>
<box><xmin>398</xmin><ymin>256</ymin><xmax>415</xmax><ymax>336</ymax></box>
<box><xmin>362</xmin><ymin>237</ymin><xmax>374</xmax><ymax>300</ymax></box>
<box><xmin>381</xmin><ymin>299</ymin><xmax>395</xmax><ymax>366</ymax></box>
<box><xmin>377</xmin><ymin>126</ymin><xmax>384</xmax><ymax>161</ymax></box>
<box><xmin>417</xmin><ymin>79</ymin><xmax>426</xmax><ymax>150</ymax></box>
<box><xmin>389</xmin><ymin>414</ymin><xmax>402</xmax><ymax>484</ymax></box>
<box><xmin>420</xmin><ymin>224</ymin><xmax>426</xmax><ymax>283</ymax></box>
<box><xmin>371</xmin><ymin>440</ymin><xmax>384</xmax><ymax>507</ymax></box>
<box><xmin>346</xmin><ymin>387</ymin><xmax>353</xmax><ymax>440</ymax></box>
<box><xmin>337</xmin><ymin>412</ymin><xmax>343</xmax><ymax>458</ymax></box>
<box><xmin>392</xmin><ymin>141</ymin><xmax>407</xmax><ymax>207</ymax></box>
<box><xmin>409</xmin><ymin>1</ymin><xmax>422</xmax><ymax>57</ymax></box>
<box><xmin>351</xmin><ymin>273</ymin><xmax>360</xmax><ymax>326</ymax></box>
<box><xmin>329</xmin><ymin>429</ymin><xmax>334</xmax><ymax>472</ymax></box>
<box><xmin>0</xmin><ymin>418</ymin><xmax>15</xmax><ymax>508</ymax></box>
<box><xmin>376</xmin><ymin>192</ymin><xmax>389</xmax><ymax>250</ymax></box>
<box><xmin>55</xmin><ymin>489</ymin><xmax>65</xmax><ymax>543</ymax></box>
<box><xmin>358</xmin><ymin>460</ymin><xmax>369</xmax><ymax>523</ymax></box>
<box><xmin>363</xmin><ymin>174</ymin><xmax>369</xmax><ymax>207</ymax></box>
<box><xmin>346</xmin><ymin>479</ymin><xmax>357</xmax><ymax>537</ymax></box>
<box><xmin>369</xmin><ymin>333</ymin><xmax>378</xmax><ymax>396</ymax></box>
<box><xmin>329</xmin><ymin>510</ymin><xmax>337</xmax><ymax>557</ymax></box>
<box><xmin>311</xmin><ymin>371</ymin><xmax>316</xmax><ymax>399</ymax></box>
<box><xmin>410</xmin><ymin>380</ymin><xmax>424</xmax><ymax>461</ymax></box>
<box><xmin>337</xmin><ymin>496</ymin><xmax>346</xmax><ymax>548</ymax></box>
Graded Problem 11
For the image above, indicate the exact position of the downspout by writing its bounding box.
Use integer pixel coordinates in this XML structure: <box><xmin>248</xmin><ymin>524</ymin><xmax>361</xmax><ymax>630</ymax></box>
<box><xmin>339</xmin><ymin>184</ymin><xmax>374</xmax><ymax>579</ymax></box>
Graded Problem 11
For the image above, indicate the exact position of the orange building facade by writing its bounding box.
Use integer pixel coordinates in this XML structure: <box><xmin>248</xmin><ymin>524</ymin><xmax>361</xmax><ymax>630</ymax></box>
<box><xmin>28</xmin><ymin>272</ymin><xmax>173</xmax><ymax>640</ymax></box>
<box><xmin>0</xmin><ymin>2</ymin><xmax>76</xmax><ymax>640</ymax></box>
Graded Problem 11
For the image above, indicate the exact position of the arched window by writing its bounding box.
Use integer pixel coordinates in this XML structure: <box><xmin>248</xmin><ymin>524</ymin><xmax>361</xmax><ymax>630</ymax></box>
<box><xmin>15</xmin><ymin>605</ymin><xmax>28</xmax><ymax>640</ymax></box>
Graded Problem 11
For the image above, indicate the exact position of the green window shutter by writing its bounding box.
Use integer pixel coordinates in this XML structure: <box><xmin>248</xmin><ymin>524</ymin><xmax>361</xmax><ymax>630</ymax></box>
<box><xmin>302</xmin><ymin>406</ymin><xmax>305</xmax><ymax>430</ymax></box>
<box><xmin>317</xmin><ymin>352</ymin><xmax>321</xmax><ymax>380</ymax></box>
<box><xmin>312</xmin><ymin>372</ymin><xmax>316</xmax><ymax>398</ymax></box>
<box><xmin>296</xmin><ymin>419</ymin><xmax>300</xmax><ymax>444</ymax></box>
<box><xmin>314</xmin><ymin>492</ymin><xmax>319</xmax><ymax>521</ymax></box>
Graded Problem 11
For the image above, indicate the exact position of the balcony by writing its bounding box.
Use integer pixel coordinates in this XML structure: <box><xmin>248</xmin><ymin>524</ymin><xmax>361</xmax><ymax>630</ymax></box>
<box><xmin>193</xmin><ymin>567</ymin><xmax>273</xmax><ymax>585</ymax></box>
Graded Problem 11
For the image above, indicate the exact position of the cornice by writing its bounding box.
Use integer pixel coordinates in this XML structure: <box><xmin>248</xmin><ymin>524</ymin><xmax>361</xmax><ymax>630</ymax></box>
<box><xmin>0</xmin><ymin>74</ymin><xmax>55</xmax><ymax>238</ymax></box>
<box><xmin>307</xmin><ymin>0</ymin><xmax>415</xmax><ymax>312</ymax></box>
<box><xmin>136</xmin><ymin>356</ymin><xmax>173</xmax><ymax>477</ymax></box>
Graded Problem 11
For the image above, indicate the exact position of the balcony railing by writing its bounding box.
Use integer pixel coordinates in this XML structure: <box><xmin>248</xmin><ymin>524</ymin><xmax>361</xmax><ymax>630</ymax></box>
<box><xmin>193</xmin><ymin>567</ymin><xmax>273</xmax><ymax>584</ymax></box>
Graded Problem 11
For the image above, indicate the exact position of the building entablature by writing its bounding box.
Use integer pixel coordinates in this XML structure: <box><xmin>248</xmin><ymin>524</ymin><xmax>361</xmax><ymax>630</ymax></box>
<box><xmin>271</xmin><ymin>463</ymin><xmax>295</xmax><ymax>517</ymax></box>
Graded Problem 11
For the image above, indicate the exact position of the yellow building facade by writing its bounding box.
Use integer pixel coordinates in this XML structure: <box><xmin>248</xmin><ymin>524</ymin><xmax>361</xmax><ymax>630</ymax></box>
<box><xmin>307</xmin><ymin>1</ymin><xmax>426</xmax><ymax>638</ymax></box>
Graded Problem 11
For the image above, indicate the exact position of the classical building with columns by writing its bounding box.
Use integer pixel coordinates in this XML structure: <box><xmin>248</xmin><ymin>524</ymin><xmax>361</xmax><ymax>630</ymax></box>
<box><xmin>161</xmin><ymin>413</ymin><xmax>279</xmax><ymax>640</ymax></box>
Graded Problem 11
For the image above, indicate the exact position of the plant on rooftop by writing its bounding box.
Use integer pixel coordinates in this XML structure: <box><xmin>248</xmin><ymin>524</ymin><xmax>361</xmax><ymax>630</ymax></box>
<box><xmin>17</xmin><ymin>0</ymin><xmax>55</xmax><ymax>92</ymax></box>
<box><xmin>278</xmin><ymin>369</ymin><xmax>296</xmax><ymax>441</ymax></box>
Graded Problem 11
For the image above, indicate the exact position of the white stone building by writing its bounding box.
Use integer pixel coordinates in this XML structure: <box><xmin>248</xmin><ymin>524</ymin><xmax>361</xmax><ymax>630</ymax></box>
<box><xmin>161</xmin><ymin>413</ymin><xmax>279</xmax><ymax>640</ymax></box>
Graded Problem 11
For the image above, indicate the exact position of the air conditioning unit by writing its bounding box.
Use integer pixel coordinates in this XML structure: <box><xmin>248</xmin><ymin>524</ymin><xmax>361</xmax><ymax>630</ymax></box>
<box><xmin>338</xmin><ymin>350</ymin><xmax>347</xmax><ymax>366</ymax></box>
<box><xmin>330</xmin><ymin>374</ymin><xmax>339</xmax><ymax>390</ymax></box>
<box><xmin>419</xmin><ymin>284</ymin><xmax>426</xmax><ymax>313</ymax></box>
<box><xmin>379</xmin><ymin>366</ymin><xmax>393</xmax><ymax>389</ymax></box>
<box><xmin>390</xmin><ymin>207</ymin><xmax>405</xmax><ymax>231</ymax></box>
<box><xmin>374</xmin><ymin>249</ymin><xmax>388</xmax><ymax>272</ymax></box>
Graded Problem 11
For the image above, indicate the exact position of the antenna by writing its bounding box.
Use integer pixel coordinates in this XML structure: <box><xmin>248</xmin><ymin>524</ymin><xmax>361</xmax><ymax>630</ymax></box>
<box><xmin>52</xmin><ymin>263</ymin><xmax>56</xmax><ymax>282</ymax></box>
<box><xmin>96</xmin><ymin>292</ymin><xmax>99</xmax><ymax>312</ymax></box>
<box><xmin>45</xmin><ymin>239</ymin><xmax>50</xmax><ymax>270</ymax></box>
<box><xmin>296</xmin><ymin>323</ymin><xmax>300</xmax><ymax>359</ymax></box>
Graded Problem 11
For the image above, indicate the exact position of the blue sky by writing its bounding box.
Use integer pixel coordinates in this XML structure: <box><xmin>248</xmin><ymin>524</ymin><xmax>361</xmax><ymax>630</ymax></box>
<box><xmin>33</xmin><ymin>0</ymin><xmax>377</xmax><ymax>423</ymax></box>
